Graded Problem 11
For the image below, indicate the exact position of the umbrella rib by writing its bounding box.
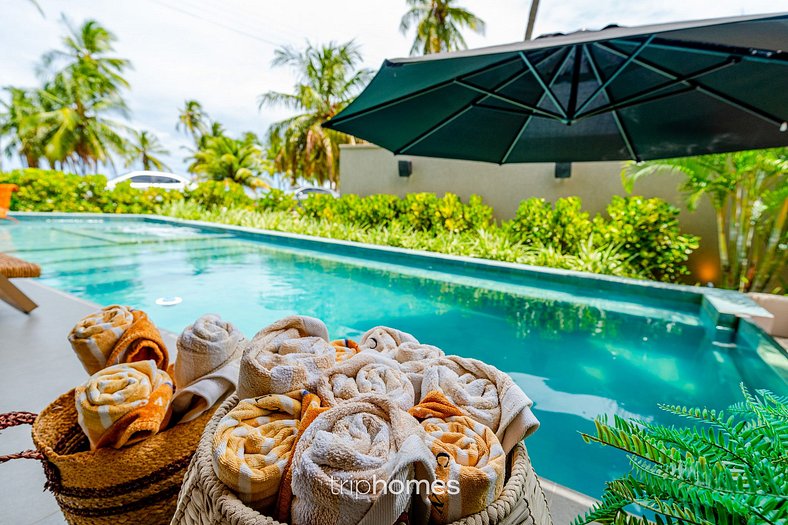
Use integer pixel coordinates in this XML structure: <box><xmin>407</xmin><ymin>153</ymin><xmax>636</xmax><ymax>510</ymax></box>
<box><xmin>582</xmin><ymin>44</ymin><xmax>639</xmax><ymax>161</ymax></box>
<box><xmin>455</xmin><ymin>80</ymin><xmax>563</xmax><ymax>120</ymax></box>
<box><xmin>518</xmin><ymin>52</ymin><xmax>568</xmax><ymax>119</ymax></box>
<box><xmin>595</xmin><ymin>42</ymin><xmax>787</xmax><ymax>127</ymax></box>
<box><xmin>609</xmin><ymin>38</ymin><xmax>788</xmax><ymax>66</ymax></box>
<box><xmin>324</xmin><ymin>55</ymin><xmax>522</xmax><ymax>127</ymax></box>
<box><xmin>574</xmin><ymin>35</ymin><xmax>655</xmax><ymax>117</ymax></box>
<box><xmin>576</xmin><ymin>56</ymin><xmax>739</xmax><ymax>120</ymax></box>
<box><xmin>395</xmin><ymin>65</ymin><xmax>541</xmax><ymax>155</ymax></box>
<box><xmin>499</xmin><ymin>47</ymin><xmax>576</xmax><ymax>164</ymax></box>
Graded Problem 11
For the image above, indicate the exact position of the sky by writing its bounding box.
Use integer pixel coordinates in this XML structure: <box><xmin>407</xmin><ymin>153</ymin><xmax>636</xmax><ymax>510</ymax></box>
<box><xmin>0</xmin><ymin>0</ymin><xmax>781</xmax><ymax>174</ymax></box>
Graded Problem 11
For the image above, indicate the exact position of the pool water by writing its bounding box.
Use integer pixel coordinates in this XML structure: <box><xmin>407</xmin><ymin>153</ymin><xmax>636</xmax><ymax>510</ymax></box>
<box><xmin>3</xmin><ymin>217</ymin><xmax>786</xmax><ymax>498</ymax></box>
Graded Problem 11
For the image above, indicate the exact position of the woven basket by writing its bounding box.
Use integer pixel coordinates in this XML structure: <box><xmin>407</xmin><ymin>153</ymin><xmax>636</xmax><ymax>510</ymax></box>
<box><xmin>3</xmin><ymin>389</ymin><xmax>214</xmax><ymax>525</ymax></box>
<box><xmin>172</xmin><ymin>395</ymin><xmax>553</xmax><ymax>525</ymax></box>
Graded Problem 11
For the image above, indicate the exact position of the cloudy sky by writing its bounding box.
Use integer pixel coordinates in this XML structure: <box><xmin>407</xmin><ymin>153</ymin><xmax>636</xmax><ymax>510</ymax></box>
<box><xmin>0</xmin><ymin>0</ymin><xmax>780</xmax><ymax>173</ymax></box>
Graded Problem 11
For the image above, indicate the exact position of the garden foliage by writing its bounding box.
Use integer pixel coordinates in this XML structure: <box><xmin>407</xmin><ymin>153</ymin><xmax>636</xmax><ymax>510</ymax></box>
<box><xmin>574</xmin><ymin>385</ymin><xmax>788</xmax><ymax>525</ymax></box>
<box><xmin>1</xmin><ymin>168</ymin><xmax>700</xmax><ymax>283</ymax></box>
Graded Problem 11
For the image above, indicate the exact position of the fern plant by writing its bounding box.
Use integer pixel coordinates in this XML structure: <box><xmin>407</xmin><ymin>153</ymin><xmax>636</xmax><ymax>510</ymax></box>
<box><xmin>574</xmin><ymin>385</ymin><xmax>788</xmax><ymax>525</ymax></box>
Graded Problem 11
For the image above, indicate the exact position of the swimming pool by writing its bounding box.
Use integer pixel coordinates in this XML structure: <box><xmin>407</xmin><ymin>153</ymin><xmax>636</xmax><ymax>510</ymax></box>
<box><xmin>3</xmin><ymin>215</ymin><xmax>786</xmax><ymax>499</ymax></box>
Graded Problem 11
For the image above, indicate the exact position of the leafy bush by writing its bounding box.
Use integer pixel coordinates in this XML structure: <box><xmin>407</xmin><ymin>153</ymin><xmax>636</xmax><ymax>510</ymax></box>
<box><xmin>505</xmin><ymin>196</ymin><xmax>594</xmax><ymax>252</ymax></box>
<box><xmin>2</xmin><ymin>169</ymin><xmax>700</xmax><ymax>283</ymax></box>
<box><xmin>576</xmin><ymin>385</ymin><xmax>788</xmax><ymax>525</ymax></box>
<box><xmin>256</xmin><ymin>188</ymin><xmax>297</xmax><ymax>212</ymax></box>
<box><xmin>186</xmin><ymin>180</ymin><xmax>253</xmax><ymax>210</ymax></box>
<box><xmin>595</xmin><ymin>196</ymin><xmax>699</xmax><ymax>282</ymax></box>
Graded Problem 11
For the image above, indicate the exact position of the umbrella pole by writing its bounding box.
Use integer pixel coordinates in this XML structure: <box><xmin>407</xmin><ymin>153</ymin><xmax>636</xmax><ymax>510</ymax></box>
<box><xmin>524</xmin><ymin>0</ymin><xmax>540</xmax><ymax>40</ymax></box>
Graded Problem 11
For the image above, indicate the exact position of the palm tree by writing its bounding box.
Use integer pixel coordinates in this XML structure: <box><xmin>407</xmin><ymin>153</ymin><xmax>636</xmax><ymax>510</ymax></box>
<box><xmin>259</xmin><ymin>41</ymin><xmax>372</xmax><ymax>189</ymax></box>
<box><xmin>0</xmin><ymin>87</ymin><xmax>44</xmax><ymax>168</ymax></box>
<box><xmin>41</xmin><ymin>17</ymin><xmax>130</xmax><ymax>100</ymax></box>
<box><xmin>400</xmin><ymin>0</ymin><xmax>485</xmax><ymax>55</ymax></box>
<box><xmin>176</xmin><ymin>100</ymin><xmax>208</xmax><ymax>143</ymax></box>
<box><xmin>31</xmin><ymin>69</ymin><xmax>128</xmax><ymax>173</ymax></box>
<box><xmin>187</xmin><ymin>134</ymin><xmax>270</xmax><ymax>189</ymax></box>
<box><xmin>623</xmin><ymin>149</ymin><xmax>788</xmax><ymax>292</ymax></box>
<box><xmin>124</xmin><ymin>129</ymin><xmax>170</xmax><ymax>171</ymax></box>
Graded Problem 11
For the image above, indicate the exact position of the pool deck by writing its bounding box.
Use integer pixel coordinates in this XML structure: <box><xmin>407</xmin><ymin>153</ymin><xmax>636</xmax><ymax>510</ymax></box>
<box><xmin>0</xmin><ymin>280</ymin><xmax>597</xmax><ymax>525</ymax></box>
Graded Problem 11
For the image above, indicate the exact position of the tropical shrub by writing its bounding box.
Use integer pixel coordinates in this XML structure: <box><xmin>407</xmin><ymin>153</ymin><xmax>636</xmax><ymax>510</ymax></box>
<box><xmin>186</xmin><ymin>180</ymin><xmax>253</xmax><ymax>210</ymax></box>
<box><xmin>505</xmin><ymin>196</ymin><xmax>594</xmax><ymax>252</ymax></box>
<box><xmin>623</xmin><ymin>148</ymin><xmax>788</xmax><ymax>292</ymax></box>
<box><xmin>575</xmin><ymin>385</ymin><xmax>788</xmax><ymax>525</ymax></box>
<box><xmin>256</xmin><ymin>188</ymin><xmax>298</xmax><ymax>213</ymax></box>
<box><xmin>2</xmin><ymin>169</ymin><xmax>700</xmax><ymax>283</ymax></box>
<box><xmin>595</xmin><ymin>196</ymin><xmax>699</xmax><ymax>283</ymax></box>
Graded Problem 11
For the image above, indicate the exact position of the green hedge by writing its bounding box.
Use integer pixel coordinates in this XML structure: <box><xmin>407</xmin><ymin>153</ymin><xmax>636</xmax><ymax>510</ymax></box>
<box><xmin>1</xmin><ymin>169</ymin><xmax>699</xmax><ymax>283</ymax></box>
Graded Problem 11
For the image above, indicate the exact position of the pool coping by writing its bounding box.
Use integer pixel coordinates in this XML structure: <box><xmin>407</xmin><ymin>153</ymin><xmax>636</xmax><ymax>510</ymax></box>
<box><xmin>10</xmin><ymin>211</ymin><xmax>774</xmax><ymax>330</ymax></box>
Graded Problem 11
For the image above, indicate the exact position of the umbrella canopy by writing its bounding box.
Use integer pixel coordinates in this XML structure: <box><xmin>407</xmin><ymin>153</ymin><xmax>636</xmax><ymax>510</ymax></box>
<box><xmin>324</xmin><ymin>13</ymin><xmax>788</xmax><ymax>163</ymax></box>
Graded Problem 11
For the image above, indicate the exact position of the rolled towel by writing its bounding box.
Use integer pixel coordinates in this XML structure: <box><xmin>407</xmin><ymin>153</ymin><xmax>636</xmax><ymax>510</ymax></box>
<box><xmin>358</xmin><ymin>326</ymin><xmax>417</xmax><ymax>356</ymax></box>
<box><xmin>310</xmin><ymin>352</ymin><xmax>415</xmax><ymax>410</ymax></box>
<box><xmin>238</xmin><ymin>316</ymin><xmax>336</xmax><ymax>399</ymax></box>
<box><xmin>408</xmin><ymin>391</ymin><xmax>506</xmax><ymax>523</ymax></box>
<box><xmin>75</xmin><ymin>360</ymin><xmax>174</xmax><ymax>450</ymax></box>
<box><xmin>69</xmin><ymin>305</ymin><xmax>169</xmax><ymax>375</ymax></box>
<box><xmin>171</xmin><ymin>314</ymin><xmax>245</xmax><ymax>423</ymax></box>
<box><xmin>359</xmin><ymin>326</ymin><xmax>444</xmax><ymax>364</ymax></box>
<box><xmin>291</xmin><ymin>395</ymin><xmax>435</xmax><ymax>525</ymax></box>
<box><xmin>212</xmin><ymin>391</ymin><xmax>324</xmax><ymax>510</ymax></box>
<box><xmin>419</xmin><ymin>356</ymin><xmax>539</xmax><ymax>453</ymax></box>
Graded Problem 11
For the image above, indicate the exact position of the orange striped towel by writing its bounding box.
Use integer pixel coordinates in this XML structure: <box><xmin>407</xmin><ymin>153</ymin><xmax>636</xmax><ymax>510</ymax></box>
<box><xmin>75</xmin><ymin>360</ymin><xmax>174</xmax><ymax>449</ymax></box>
<box><xmin>238</xmin><ymin>316</ymin><xmax>336</xmax><ymax>399</ymax></box>
<box><xmin>332</xmin><ymin>338</ymin><xmax>360</xmax><ymax>362</ymax></box>
<box><xmin>212</xmin><ymin>390</ymin><xmax>324</xmax><ymax>511</ymax></box>
<box><xmin>409</xmin><ymin>391</ymin><xmax>506</xmax><ymax>523</ymax></box>
<box><xmin>69</xmin><ymin>305</ymin><xmax>169</xmax><ymax>375</ymax></box>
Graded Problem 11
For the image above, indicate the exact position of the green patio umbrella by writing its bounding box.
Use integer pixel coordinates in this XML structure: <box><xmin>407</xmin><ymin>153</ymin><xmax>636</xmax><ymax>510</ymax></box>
<box><xmin>323</xmin><ymin>13</ymin><xmax>788</xmax><ymax>163</ymax></box>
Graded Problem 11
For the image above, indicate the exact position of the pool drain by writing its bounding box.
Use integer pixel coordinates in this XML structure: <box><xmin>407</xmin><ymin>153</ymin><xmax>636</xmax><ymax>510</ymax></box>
<box><xmin>155</xmin><ymin>296</ymin><xmax>182</xmax><ymax>306</ymax></box>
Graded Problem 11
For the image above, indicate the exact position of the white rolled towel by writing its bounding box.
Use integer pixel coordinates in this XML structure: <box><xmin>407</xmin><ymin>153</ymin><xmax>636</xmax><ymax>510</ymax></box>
<box><xmin>171</xmin><ymin>314</ymin><xmax>245</xmax><ymax>423</ymax></box>
<box><xmin>359</xmin><ymin>326</ymin><xmax>444</xmax><ymax>364</ymax></box>
<box><xmin>418</xmin><ymin>356</ymin><xmax>540</xmax><ymax>453</ymax></box>
<box><xmin>291</xmin><ymin>395</ymin><xmax>434</xmax><ymax>525</ymax></box>
<box><xmin>310</xmin><ymin>352</ymin><xmax>415</xmax><ymax>410</ymax></box>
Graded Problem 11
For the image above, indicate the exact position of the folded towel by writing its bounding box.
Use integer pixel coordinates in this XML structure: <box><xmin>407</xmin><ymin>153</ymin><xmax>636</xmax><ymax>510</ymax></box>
<box><xmin>408</xmin><ymin>391</ymin><xmax>506</xmax><ymax>523</ymax></box>
<box><xmin>359</xmin><ymin>326</ymin><xmax>444</xmax><ymax>364</ymax></box>
<box><xmin>311</xmin><ymin>352</ymin><xmax>415</xmax><ymax>410</ymax></box>
<box><xmin>418</xmin><ymin>356</ymin><xmax>539</xmax><ymax>453</ymax></box>
<box><xmin>69</xmin><ymin>305</ymin><xmax>169</xmax><ymax>375</ymax></box>
<box><xmin>332</xmin><ymin>338</ymin><xmax>360</xmax><ymax>362</ymax></box>
<box><xmin>238</xmin><ymin>316</ymin><xmax>337</xmax><ymax>399</ymax></box>
<box><xmin>75</xmin><ymin>360</ymin><xmax>174</xmax><ymax>450</ymax></box>
<box><xmin>212</xmin><ymin>390</ymin><xmax>322</xmax><ymax>510</ymax></box>
<box><xmin>291</xmin><ymin>395</ymin><xmax>434</xmax><ymax>525</ymax></box>
<box><xmin>171</xmin><ymin>314</ymin><xmax>245</xmax><ymax>423</ymax></box>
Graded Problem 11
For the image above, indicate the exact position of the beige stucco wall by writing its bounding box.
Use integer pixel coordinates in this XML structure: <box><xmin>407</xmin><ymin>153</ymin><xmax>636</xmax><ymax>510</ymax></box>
<box><xmin>339</xmin><ymin>143</ymin><xmax>721</xmax><ymax>283</ymax></box>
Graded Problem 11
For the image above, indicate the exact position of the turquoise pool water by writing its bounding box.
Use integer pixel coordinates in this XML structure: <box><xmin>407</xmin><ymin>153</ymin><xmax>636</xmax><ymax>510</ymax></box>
<box><xmin>3</xmin><ymin>217</ymin><xmax>786</xmax><ymax>499</ymax></box>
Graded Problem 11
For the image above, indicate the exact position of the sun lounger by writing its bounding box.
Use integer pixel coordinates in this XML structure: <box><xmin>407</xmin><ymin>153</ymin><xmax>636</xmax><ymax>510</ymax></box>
<box><xmin>0</xmin><ymin>253</ymin><xmax>40</xmax><ymax>313</ymax></box>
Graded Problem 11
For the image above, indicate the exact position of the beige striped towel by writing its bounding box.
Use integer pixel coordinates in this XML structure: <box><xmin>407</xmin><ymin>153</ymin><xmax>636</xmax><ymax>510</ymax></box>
<box><xmin>237</xmin><ymin>316</ymin><xmax>336</xmax><ymax>399</ymax></box>
<box><xmin>171</xmin><ymin>314</ymin><xmax>245</xmax><ymax>423</ymax></box>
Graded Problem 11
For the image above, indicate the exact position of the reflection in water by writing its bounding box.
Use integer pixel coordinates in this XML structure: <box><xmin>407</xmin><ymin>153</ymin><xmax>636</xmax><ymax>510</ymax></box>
<box><xmin>3</xmin><ymin>219</ymin><xmax>786</xmax><ymax>499</ymax></box>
